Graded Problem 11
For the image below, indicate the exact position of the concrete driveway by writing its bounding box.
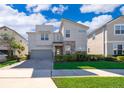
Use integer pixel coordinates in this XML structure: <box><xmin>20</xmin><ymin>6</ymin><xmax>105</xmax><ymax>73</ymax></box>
<box><xmin>12</xmin><ymin>59</ymin><xmax>53</xmax><ymax>70</ymax></box>
<box><xmin>0</xmin><ymin>59</ymin><xmax>56</xmax><ymax>88</ymax></box>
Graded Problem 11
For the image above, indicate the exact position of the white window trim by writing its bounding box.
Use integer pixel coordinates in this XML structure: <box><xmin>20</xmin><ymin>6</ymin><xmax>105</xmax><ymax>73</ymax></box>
<box><xmin>113</xmin><ymin>43</ymin><xmax>124</xmax><ymax>55</ymax></box>
<box><xmin>65</xmin><ymin>30</ymin><xmax>70</xmax><ymax>38</ymax></box>
<box><xmin>41</xmin><ymin>33</ymin><xmax>49</xmax><ymax>40</ymax></box>
<box><xmin>114</xmin><ymin>24</ymin><xmax>124</xmax><ymax>35</ymax></box>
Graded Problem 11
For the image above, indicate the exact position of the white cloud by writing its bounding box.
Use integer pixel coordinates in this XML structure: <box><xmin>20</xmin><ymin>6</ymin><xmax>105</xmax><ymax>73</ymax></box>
<box><xmin>51</xmin><ymin>5</ymin><xmax>68</xmax><ymax>14</ymax></box>
<box><xmin>78</xmin><ymin>15</ymin><xmax>113</xmax><ymax>33</ymax></box>
<box><xmin>0</xmin><ymin>4</ymin><xmax>62</xmax><ymax>39</ymax></box>
<box><xmin>0</xmin><ymin>4</ymin><xmax>47</xmax><ymax>39</ymax></box>
<box><xmin>26</xmin><ymin>4</ymin><xmax>68</xmax><ymax>14</ymax></box>
<box><xmin>45</xmin><ymin>19</ymin><xmax>61</xmax><ymax>31</ymax></box>
<box><xmin>26</xmin><ymin>4</ymin><xmax>51</xmax><ymax>12</ymax></box>
<box><xmin>80</xmin><ymin>4</ymin><xmax>120</xmax><ymax>14</ymax></box>
<box><xmin>120</xmin><ymin>6</ymin><xmax>124</xmax><ymax>15</ymax></box>
<box><xmin>26</xmin><ymin>4</ymin><xmax>37</xmax><ymax>12</ymax></box>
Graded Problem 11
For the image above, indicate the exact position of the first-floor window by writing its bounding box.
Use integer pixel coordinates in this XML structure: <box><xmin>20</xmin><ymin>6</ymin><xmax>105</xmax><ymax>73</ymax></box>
<box><xmin>65</xmin><ymin>45</ymin><xmax>71</xmax><ymax>54</ymax></box>
<box><xmin>114</xmin><ymin>50</ymin><xmax>117</xmax><ymax>55</ymax></box>
<box><xmin>113</xmin><ymin>44</ymin><xmax>124</xmax><ymax>55</ymax></box>
<box><xmin>117</xmin><ymin>44</ymin><xmax>123</xmax><ymax>55</ymax></box>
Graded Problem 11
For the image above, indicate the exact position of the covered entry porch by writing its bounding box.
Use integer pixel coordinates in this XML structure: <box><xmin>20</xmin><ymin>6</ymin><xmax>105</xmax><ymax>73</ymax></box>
<box><xmin>53</xmin><ymin>42</ymin><xmax>64</xmax><ymax>56</ymax></box>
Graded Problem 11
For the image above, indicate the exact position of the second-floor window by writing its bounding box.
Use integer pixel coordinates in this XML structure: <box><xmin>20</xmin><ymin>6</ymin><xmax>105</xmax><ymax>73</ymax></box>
<box><xmin>115</xmin><ymin>24</ymin><xmax>124</xmax><ymax>35</ymax></box>
<box><xmin>41</xmin><ymin>33</ymin><xmax>49</xmax><ymax>40</ymax></box>
<box><xmin>65</xmin><ymin>30</ymin><xmax>70</xmax><ymax>38</ymax></box>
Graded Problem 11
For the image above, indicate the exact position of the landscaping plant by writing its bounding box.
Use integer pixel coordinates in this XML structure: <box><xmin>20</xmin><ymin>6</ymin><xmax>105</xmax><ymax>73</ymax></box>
<box><xmin>117</xmin><ymin>56</ymin><xmax>124</xmax><ymax>62</ymax></box>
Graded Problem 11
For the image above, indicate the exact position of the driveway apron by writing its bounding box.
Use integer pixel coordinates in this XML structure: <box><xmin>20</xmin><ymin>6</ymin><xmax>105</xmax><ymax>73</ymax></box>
<box><xmin>0</xmin><ymin>59</ymin><xmax>56</xmax><ymax>88</ymax></box>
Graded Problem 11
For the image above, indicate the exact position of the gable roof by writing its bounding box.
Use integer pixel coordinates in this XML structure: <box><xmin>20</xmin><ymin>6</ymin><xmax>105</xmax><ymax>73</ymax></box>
<box><xmin>0</xmin><ymin>26</ymin><xmax>27</xmax><ymax>41</ymax></box>
<box><xmin>88</xmin><ymin>15</ymin><xmax>124</xmax><ymax>36</ymax></box>
<box><xmin>60</xmin><ymin>18</ymin><xmax>89</xmax><ymax>30</ymax></box>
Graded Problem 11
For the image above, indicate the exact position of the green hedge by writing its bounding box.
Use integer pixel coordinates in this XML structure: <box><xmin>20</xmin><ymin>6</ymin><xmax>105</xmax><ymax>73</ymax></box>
<box><xmin>55</xmin><ymin>53</ymin><xmax>124</xmax><ymax>62</ymax></box>
<box><xmin>55</xmin><ymin>53</ymin><xmax>105</xmax><ymax>62</ymax></box>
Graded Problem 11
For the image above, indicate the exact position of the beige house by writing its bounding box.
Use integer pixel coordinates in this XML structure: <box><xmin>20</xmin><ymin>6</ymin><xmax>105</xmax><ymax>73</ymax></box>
<box><xmin>0</xmin><ymin>26</ymin><xmax>28</xmax><ymax>56</ymax></box>
<box><xmin>27</xmin><ymin>19</ymin><xmax>89</xmax><ymax>59</ymax></box>
<box><xmin>88</xmin><ymin>16</ymin><xmax>124</xmax><ymax>56</ymax></box>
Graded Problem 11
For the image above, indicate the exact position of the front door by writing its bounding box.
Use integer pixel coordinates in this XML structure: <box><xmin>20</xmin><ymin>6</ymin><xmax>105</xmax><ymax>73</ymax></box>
<box><xmin>55</xmin><ymin>46</ymin><xmax>63</xmax><ymax>55</ymax></box>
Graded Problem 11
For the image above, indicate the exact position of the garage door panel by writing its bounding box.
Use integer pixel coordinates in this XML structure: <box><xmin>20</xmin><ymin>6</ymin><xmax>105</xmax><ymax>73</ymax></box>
<box><xmin>31</xmin><ymin>50</ymin><xmax>53</xmax><ymax>60</ymax></box>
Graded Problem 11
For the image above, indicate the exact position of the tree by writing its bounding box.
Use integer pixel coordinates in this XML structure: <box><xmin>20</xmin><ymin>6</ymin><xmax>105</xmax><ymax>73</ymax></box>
<box><xmin>0</xmin><ymin>33</ymin><xmax>25</xmax><ymax>57</ymax></box>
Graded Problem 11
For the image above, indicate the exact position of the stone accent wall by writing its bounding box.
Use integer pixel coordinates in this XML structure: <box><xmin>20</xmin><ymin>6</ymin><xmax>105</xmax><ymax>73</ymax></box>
<box><xmin>64</xmin><ymin>41</ymin><xmax>75</xmax><ymax>54</ymax></box>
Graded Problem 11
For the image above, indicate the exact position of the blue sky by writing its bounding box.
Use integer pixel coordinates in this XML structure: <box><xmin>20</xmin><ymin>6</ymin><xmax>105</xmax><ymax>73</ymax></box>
<box><xmin>10</xmin><ymin>4</ymin><xmax>123</xmax><ymax>22</ymax></box>
<box><xmin>1</xmin><ymin>4</ymin><xmax>124</xmax><ymax>38</ymax></box>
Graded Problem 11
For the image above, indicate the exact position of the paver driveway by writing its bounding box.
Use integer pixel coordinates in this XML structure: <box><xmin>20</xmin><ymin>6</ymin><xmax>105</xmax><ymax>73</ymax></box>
<box><xmin>12</xmin><ymin>59</ymin><xmax>53</xmax><ymax>70</ymax></box>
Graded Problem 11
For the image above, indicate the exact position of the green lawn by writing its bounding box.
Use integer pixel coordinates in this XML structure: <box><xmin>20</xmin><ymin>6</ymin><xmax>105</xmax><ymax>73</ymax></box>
<box><xmin>53</xmin><ymin>77</ymin><xmax>124</xmax><ymax>88</ymax></box>
<box><xmin>0</xmin><ymin>60</ymin><xmax>17</xmax><ymax>68</ymax></box>
<box><xmin>54</xmin><ymin>61</ymin><xmax>124</xmax><ymax>69</ymax></box>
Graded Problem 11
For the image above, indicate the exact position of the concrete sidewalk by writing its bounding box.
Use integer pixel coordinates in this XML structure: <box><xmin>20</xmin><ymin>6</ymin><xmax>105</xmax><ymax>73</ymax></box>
<box><xmin>0</xmin><ymin>69</ymin><xmax>124</xmax><ymax>78</ymax></box>
<box><xmin>0</xmin><ymin>78</ymin><xmax>57</xmax><ymax>88</ymax></box>
<box><xmin>52</xmin><ymin>69</ymin><xmax>124</xmax><ymax>77</ymax></box>
<box><xmin>0</xmin><ymin>69</ymin><xmax>124</xmax><ymax>88</ymax></box>
<box><xmin>52</xmin><ymin>69</ymin><xmax>96</xmax><ymax>77</ymax></box>
<box><xmin>84</xmin><ymin>69</ymin><xmax>124</xmax><ymax>77</ymax></box>
<box><xmin>0</xmin><ymin>69</ymin><xmax>51</xmax><ymax>78</ymax></box>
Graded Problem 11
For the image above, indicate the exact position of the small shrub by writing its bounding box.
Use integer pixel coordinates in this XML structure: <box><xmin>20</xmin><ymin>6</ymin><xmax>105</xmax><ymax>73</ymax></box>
<box><xmin>20</xmin><ymin>56</ymin><xmax>27</xmax><ymax>61</ymax></box>
<box><xmin>116</xmin><ymin>56</ymin><xmax>124</xmax><ymax>62</ymax></box>
<box><xmin>75</xmin><ymin>52</ymin><xmax>87</xmax><ymax>61</ymax></box>
<box><xmin>87</xmin><ymin>55</ymin><xmax>104</xmax><ymax>61</ymax></box>
<box><xmin>26</xmin><ymin>54</ymin><xmax>30</xmax><ymax>59</ymax></box>
<box><xmin>71</xmin><ymin>54</ymin><xmax>77</xmax><ymax>61</ymax></box>
<box><xmin>87</xmin><ymin>55</ymin><xmax>97</xmax><ymax>61</ymax></box>
<box><xmin>63</xmin><ymin>54</ymin><xmax>73</xmax><ymax>62</ymax></box>
<box><xmin>104</xmin><ymin>56</ymin><xmax>116</xmax><ymax>61</ymax></box>
<box><xmin>55</xmin><ymin>55</ymin><xmax>63</xmax><ymax>62</ymax></box>
<box><xmin>95</xmin><ymin>55</ymin><xmax>105</xmax><ymax>60</ymax></box>
<box><xmin>7</xmin><ymin>55</ymin><xmax>17</xmax><ymax>61</ymax></box>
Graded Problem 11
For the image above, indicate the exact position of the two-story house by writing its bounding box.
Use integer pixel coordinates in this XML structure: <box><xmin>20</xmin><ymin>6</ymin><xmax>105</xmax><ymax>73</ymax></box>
<box><xmin>88</xmin><ymin>16</ymin><xmax>124</xmax><ymax>56</ymax></box>
<box><xmin>27</xmin><ymin>19</ymin><xmax>89</xmax><ymax>59</ymax></box>
<box><xmin>0</xmin><ymin>26</ymin><xmax>28</xmax><ymax>56</ymax></box>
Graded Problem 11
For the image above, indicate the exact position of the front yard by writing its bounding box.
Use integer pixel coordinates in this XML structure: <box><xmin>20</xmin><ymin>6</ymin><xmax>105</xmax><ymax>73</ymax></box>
<box><xmin>54</xmin><ymin>61</ymin><xmax>124</xmax><ymax>69</ymax></box>
<box><xmin>0</xmin><ymin>60</ymin><xmax>18</xmax><ymax>68</ymax></box>
<box><xmin>53</xmin><ymin>77</ymin><xmax>124</xmax><ymax>88</ymax></box>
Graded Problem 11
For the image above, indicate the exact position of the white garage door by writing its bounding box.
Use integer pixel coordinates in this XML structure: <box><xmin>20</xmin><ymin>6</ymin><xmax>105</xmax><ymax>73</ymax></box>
<box><xmin>30</xmin><ymin>50</ymin><xmax>53</xmax><ymax>60</ymax></box>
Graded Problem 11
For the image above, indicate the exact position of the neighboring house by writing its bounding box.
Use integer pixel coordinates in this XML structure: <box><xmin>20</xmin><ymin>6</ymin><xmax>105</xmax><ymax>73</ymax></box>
<box><xmin>88</xmin><ymin>16</ymin><xmax>124</xmax><ymax>56</ymax></box>
<box><xmin>0</xmin><ymin>26</ymin><xmax>28</xmax><ymax>56</ymax></box>
<box><xmin>27</xmin><ymin>19</ymin><xmax>89</xmax><ymax>59</ymax></box>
